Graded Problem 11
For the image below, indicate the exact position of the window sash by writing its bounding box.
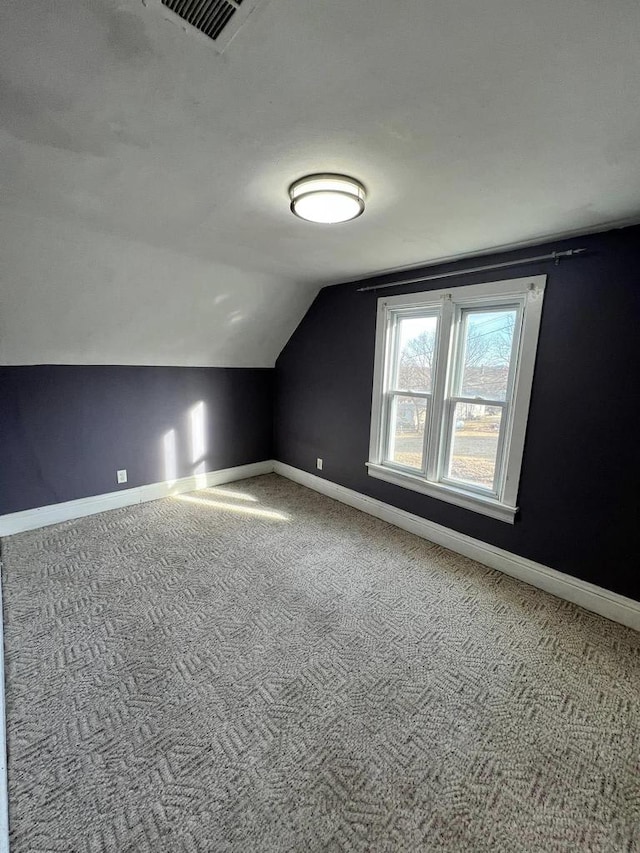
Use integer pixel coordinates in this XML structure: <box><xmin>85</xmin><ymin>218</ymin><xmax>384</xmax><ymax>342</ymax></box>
<box><xmin>381</xmin><ymin>306</ymin><xmax>442</xmax><ymax>476</ymax></box>
<box><xmin>383</xmin><ymin>391</ymin><xmax>432</xmax><ymax>474</ymax></box>
<box><xmin>439</xmin><ymin>399</ymin><xmax>507</xmax><ymax>497</ymax></box>
<box><xmin>387</xmin><ymin>308</ymin><xmax>441</xmax><ymax>395</ymax></box>
<box><xmin>437</xmin><ymin>300</ymin><xmax>524</xmax><ymax>496</ymax></box>
<box><xmin>450</xmin><ymin>303</ymin><xmax>522</xmax><ymax>401</ymax></box>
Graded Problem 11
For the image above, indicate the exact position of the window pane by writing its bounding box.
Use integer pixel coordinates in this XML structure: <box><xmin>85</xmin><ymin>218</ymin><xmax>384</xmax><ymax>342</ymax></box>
<box><xmin>446</xmin><ymin>403</ymin><xmax>502</xmax><ymax>490</ymax></box>
<box><xmin>459</xmin><ymin>309</ymin><xmax>517</xmax><ymax>401</ymax></box>
<box><xmin>387</xmin><ymin>395</ymin><xmax>427</xmax><ymax>470</ymax></box>
<box><xmin>395</xmin><ymin>315</ymin><xmax>439</xmax><ymax>392</ymax></box>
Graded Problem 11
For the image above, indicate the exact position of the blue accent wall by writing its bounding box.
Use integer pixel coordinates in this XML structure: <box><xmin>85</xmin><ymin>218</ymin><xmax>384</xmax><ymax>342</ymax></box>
<box><xmin>0</xmin><ymin>365</ymin><xmax>273</xmax><ymax>515</ymax></box>
<box><xmin>275</xmin><ymin>225</ymin><xmax>640</xmax><ymax>601</ymax></box>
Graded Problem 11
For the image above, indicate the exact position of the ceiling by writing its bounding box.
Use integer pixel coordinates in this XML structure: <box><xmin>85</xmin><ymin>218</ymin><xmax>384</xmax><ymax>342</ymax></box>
<box><xmin>1</xmin><ymin>0</ymin><xmax>639</xmax><ymax>366</ymax></box>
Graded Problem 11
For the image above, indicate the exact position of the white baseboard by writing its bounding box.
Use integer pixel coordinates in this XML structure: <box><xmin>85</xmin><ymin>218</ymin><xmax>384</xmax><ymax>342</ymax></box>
<box><xmin>273</xmin><ymin>462</ymin><xmax>640</xmax><ymax>632</ymax></box>
<box><xmin>0</xmin><ymin>460</ymin><xmax>276</xmax><ymax>537</ymax></box>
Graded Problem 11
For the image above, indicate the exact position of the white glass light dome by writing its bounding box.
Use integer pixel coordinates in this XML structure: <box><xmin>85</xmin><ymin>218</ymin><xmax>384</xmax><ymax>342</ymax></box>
<box><xmin>289</xmin><ymin>174</ymin><xmax>366</xmax><ymax>224</ymax></box>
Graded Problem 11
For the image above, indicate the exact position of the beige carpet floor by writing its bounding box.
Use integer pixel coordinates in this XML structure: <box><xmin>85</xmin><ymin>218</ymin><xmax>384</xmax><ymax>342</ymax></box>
<box><xmin>1</xmin><ymin>473</ymin><xmax>639</xmax><ymax>852</ymax></box>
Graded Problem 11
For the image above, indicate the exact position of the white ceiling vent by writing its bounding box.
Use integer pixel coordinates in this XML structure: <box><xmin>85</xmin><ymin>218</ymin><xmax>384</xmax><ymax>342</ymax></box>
<box><xmin>146</xmin><ymin>0</ymin><xmax>261</xmax><ymax>51</ymax></box>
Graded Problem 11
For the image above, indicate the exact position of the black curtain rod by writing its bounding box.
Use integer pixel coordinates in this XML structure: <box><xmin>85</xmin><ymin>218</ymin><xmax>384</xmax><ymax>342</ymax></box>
<box><xmin>356</xmin><ymin>248</ymin><xmax>587</xmax><ymax>293</ymax></box>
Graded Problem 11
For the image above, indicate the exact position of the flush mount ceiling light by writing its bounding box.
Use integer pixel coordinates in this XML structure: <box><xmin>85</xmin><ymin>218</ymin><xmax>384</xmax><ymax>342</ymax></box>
<box><xmin>289</xmin><ymin>174</ymin><xmax>366</xmax><ymax>224</ymax></box>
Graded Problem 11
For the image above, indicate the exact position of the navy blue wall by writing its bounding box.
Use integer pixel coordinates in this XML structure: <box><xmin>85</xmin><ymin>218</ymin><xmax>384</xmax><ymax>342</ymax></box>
<box><xmin>275</xmin><ymin>225</ymin><xmax>640</xmax><ymax>601</ymax></box>
<box><xmin>0</xmin><ymin>365</ymin><xmax>273</xmax><ymax>515</ymax></box>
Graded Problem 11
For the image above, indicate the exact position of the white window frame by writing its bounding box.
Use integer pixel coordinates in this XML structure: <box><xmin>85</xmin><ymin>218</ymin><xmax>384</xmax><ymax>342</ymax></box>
<box><xmin>367</xmin><ymin>275</ymin><xmax>546</xmax><ymax>523</ymax></box>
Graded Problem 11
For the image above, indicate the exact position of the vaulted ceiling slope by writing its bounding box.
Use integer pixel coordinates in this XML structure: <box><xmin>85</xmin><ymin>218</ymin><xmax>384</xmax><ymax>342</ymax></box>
<box><xmin>1</xmin><ymin>0</ymin><xmax>639</xmax><ymax>366</ymax></box>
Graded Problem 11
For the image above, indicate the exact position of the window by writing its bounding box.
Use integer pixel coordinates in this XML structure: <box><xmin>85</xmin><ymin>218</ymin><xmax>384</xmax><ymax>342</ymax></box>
<box><xmin>367</xmin><ymin>275</ymin><xmax>546</xmax><ymax>522</ymax></box>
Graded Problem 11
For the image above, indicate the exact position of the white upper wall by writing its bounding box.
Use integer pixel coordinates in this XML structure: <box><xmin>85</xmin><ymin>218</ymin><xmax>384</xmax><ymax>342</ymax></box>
<box><xmin>1</xmin><ymin>0</ymin><xmax>639</xmax><ymax>366</ymax></box>
<box><xmin>0</xmin><ymin>209</ymin><xmax>316</xmax><ymax>366</ymax></box>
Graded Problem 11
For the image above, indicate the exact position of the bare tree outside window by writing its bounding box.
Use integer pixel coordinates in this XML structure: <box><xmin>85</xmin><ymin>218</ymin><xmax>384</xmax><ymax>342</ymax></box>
<box><xmin>397</xmin><ymin>328</ymin><xmax>437</xmax><ymax>393</ymax></box>
<box><xmin>460</xmin><ymin>310</ymin><xmax>516</xmax><ymax>402</ymax></box>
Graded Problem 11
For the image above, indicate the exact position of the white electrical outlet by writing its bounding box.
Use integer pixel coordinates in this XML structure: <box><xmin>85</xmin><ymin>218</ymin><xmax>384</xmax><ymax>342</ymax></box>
<box><xmin>117</xmin><ymin>469</ymin><xmax>128</xmax><ymax>484</ymax></box>
<box><xmin>316</xmin><ymin>458</ymin><xmax>323</xmax><ymax>471</ymax></box>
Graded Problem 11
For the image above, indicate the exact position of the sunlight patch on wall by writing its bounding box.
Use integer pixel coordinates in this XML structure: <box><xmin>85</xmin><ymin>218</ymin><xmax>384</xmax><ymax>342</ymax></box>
<box><xmin>190</xmin><ymin>400</ymin><xmax>208</xmax><ymax>487</ymax></box>
<box><xmin>163</xmin><ymin>428</ymin><xmax>178</xmax><ymax>486</ymax></box>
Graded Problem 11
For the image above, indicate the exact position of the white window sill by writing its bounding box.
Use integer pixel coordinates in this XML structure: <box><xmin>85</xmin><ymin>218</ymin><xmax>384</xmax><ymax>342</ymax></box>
<box><xmin>366</xmin><ymin>463</ymin><xmax>517</xmax><ymax>524</ymax></box>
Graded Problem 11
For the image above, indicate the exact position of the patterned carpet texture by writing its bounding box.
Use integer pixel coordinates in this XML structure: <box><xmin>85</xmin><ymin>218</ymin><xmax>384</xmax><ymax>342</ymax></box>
<box><xmin>2</xmin><ymin>474</ymin><xmax>639</xmax><ymax>852</ymax></box>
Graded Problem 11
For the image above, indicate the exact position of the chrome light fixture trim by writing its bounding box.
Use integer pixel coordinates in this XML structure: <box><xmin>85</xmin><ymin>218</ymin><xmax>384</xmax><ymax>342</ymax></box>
<box><xmin>289</xmin><ymin>173</ymin><xmax>366</xmax><ymax>224</ymax></box>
